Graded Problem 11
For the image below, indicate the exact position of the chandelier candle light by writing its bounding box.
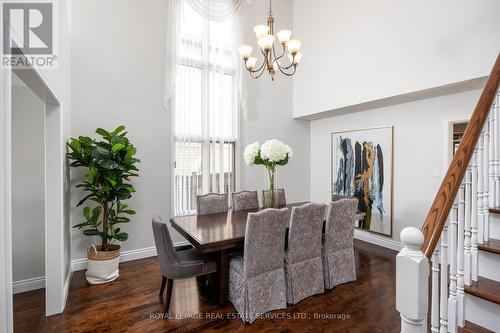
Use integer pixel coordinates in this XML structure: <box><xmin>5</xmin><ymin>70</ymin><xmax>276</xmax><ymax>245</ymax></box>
<box><xmin>244</xmin><ymin>140</ymin><xmax>293</xmax><ymax>208</ymax></box>
<box><xmin>238</xmin><ymin>0</ymin><xmax>302</xmax><ymax>80</ymax></box>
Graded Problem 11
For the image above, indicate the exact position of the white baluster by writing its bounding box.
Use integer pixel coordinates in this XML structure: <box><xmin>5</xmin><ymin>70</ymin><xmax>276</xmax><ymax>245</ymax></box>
<box><xmin>396</xmin><ymin>227</ymin><xmax>429</xmax><ymax>333</ymax></box>
<box><xmin>457</xmin><ymin>183</ymin><xmax>465</xmax><ymax>327</ymax></box>
<box><xmin>477</xmin><ymin>132</ymin><xmax>484</xmax><ymax>244</ymax></box>
<box><xmin>431</xmin><ymin>248</ymin><xmax>440</xmax><ymax>333</ymax></box>
<box><xmin>464</xmin><ymin>167</ymin><xmax>472</xmax><ymax>286</ymax></box>
<box><xmin>439</xmin><ymin>222</ymin><xmax>449</xmax><ymax>333</ymax></box>
<box><xmin>471</xmin><ymin>149</ymin><xmax>479</xmax><ymax>282</ymax></box>
<box><xmin>496</xmin><ymin>90</ymin><xmax>500</xmax><ymax>207</ymax></box>
<box><xmin>489</xmin><ymin>111</ymin><xmax>495</xmax><ymax>208</ymax></box>
<box><xmin>448</xmin><ymin>203</ymin><xmax>458</xmax><ymax>333</ymax></box>
<box><xmin>484</xmin><ymin>120</ymin><xmax>490</xmax><ymax>242</ymax></box>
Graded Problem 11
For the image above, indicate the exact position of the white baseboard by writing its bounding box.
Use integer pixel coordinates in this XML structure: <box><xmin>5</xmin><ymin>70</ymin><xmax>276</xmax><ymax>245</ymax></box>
<box><xmin>63</xmin><ymin>268</ymin><xmax>73</xmax><ymax>306</ymax></box>
<box><xmin>13</xmin><ymin>276</ymin><xmax>45</xmax><ymax>294</ymax></box>
<box><xmin>71</xmin><ymin>241</ymin><xmax>191</xmax><ymax>272</ymax></box>
<box><xmin>354</xmin><ymin>229</ymin><xmax>403</xmax><ymax>251</ymax></box>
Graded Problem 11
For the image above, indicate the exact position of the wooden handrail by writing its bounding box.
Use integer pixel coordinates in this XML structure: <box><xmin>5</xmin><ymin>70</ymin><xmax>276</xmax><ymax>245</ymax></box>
<box><xmin>421</xmin><ymin>52</ymin><xmax>500</xmax><ymax>259</ymax></box>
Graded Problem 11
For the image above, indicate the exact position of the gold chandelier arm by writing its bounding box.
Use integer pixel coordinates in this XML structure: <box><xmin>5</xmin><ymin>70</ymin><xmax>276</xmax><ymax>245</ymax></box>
<box><xmin>277</xmin><ymin>51</ymin><xmax>296</xmax><ymax>70</ymax></box>
<box><xmin>244</xmin><ymin>50</ymin><xmax>267</xmax><ymax>74</ymax></box>
<box><xmin>275</xmin><ymin>63</ymin><xmax>297</xmax><ymax>76</ymax></box>
<box><xmin>272</xmin><ymin>44</ymin><xmax>286</xmax><ymax>62</ymax></box>
<box><xmin>249</xmin><ymin>62</ymin><xmax>267</xmax><ymax>79</ymax></box>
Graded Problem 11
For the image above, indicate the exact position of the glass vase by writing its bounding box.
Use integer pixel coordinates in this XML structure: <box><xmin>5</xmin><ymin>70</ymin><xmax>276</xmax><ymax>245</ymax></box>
<box><xmin>264</xmin><ymin>166</ymin><xmax>277</xmax><ymax>208</ymax></box>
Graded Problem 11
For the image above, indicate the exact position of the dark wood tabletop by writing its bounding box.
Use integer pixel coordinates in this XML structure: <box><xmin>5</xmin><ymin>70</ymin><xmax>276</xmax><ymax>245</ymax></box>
<box><xmin>170</xmin><ymin>202</ymin><xmax>309</xmax><ymax>254</ymax></box>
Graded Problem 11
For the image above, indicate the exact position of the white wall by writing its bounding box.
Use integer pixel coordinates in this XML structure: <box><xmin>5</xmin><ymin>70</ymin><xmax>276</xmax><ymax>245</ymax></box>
<box><xmin>11</xmin><ymin>79</ymin><xmax>45</xmax><ymax>285</ymax></box>
<box><xmin>292</xmin><ymin>0</ymin><xmax>500</xmax><ymax>118</ymax></box>
<box><xmin>0</xmin><ymin>0</ymin><xmax>72</xmax><ymax>324</ymax></box>
<box><xmin>70</xmin><ymin>0</ymin><xmax>173</xmax><ymax>259</ymax></box>
<box><xmin>0</xmin><ymin>53</ymin><xmax>11</xmax><ymax>333</ymax></box>
<box><xmin>69</xmin><ymin>0</ymin><xmax>309</xmax><ymax>261</ymax></box>
<box><xmin>240</xmin><ymin>0</ymin><xmax>310</xmax><ymax>202</ymax></box>
<box><xmin>310</xmin><ymin>88</ymin><xmax>482</xmax><ymax>244</ymax></box>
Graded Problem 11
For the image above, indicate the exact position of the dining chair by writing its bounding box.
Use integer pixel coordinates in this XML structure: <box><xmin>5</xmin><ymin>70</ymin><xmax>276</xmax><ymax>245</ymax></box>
<box><xmin>322</xmin><ymin>198</ymin><xmax>358</xmax><ymax>289</ymax></box>
<box><xmin>196</xmin><ymin>193</ymin><xmax>228</xmax><ymax>215</ymax></box>
<box><xmin>228</xmin><ymin>208</ymin><xmax>288</xmax><ymax>323</ymax></box>
<box><xmin>152</xmin><ymin>216</ymin><xmax>217</xmax><ymax>316</ymax></box>
<box><xmin>232</xmin><ymin>190</ymin><xmax>259</xmax><ymax>211</ymax></box>
<box><xmin>262</xmin><ymin>188</ymin><xmax>286</xmax><ymax>206</ymax></box>
<box><xmin>332</xmin><ymin>193</ymin><xmax>350</xmax><ymax>201</ymax></box>
<box><xmin>332</xmin><ymin>194</ymin><xmax>365</xmax><ymax>221</ymax></box>
<box><xmin>285</xmin><ymin>202</ymin><xmax>327</xmax><ymax>304</ymax></box>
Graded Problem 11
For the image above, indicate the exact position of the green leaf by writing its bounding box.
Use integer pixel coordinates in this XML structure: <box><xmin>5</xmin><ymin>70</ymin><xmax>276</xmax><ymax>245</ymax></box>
<box><xmin>91</xmin><ymin>206</ymin><xmax>102</xmax><ymax>223</ymax></box>
<box><xmin>78</xmin><ymin>136</ymin><xmax>93</xmax><ymax>145</ymax></box>
<box><xmin>73</xmin><ymin>222</ymin><xmax>91</xmax><ymax>229</ymax></box>
<box><xmin>115</xmin><ymin>232</ymin><xmax>128</xmax><ymax>241</ymax></box>
<box><xmin>85</xmin><ymin>167</ymin><xmax>97</xmax><ymax>184</ymax></box>
<box><xmin>106</xmin><ymin>177</ymin><xmax>117</xmax><ymax>187</ymax></box>
<box><xmin>98</xmin><ymin>159</ymin><xmax>121</xmax><ymax>170</ymax></box>
<box><xmin>89</xmin><ymin>197</ymin><xmax>103</xmax><ymax>205</ymax></box>
<box><xmin>121</xmin><ymin>209</ymin><xmax>135</xmax><ymax>215</ymax></box>
<box><xmin>68</xmin><ymin>139</ymin><xmax>81</xmax><ymax>154</ymax></box>
<box><xmin>83</xmin><ymin>207</ymin><xmax>91</xmax><ymax>220</ymax></box>
<box><xmin>77</xmin><ymin>193</ymin><xmax>95</xmax><ymax>207</ymax></box>
<box><xmin>110</xmin><ymin>125</ymin><xmax>126</xmax><ymax>136</ymax></box>
<box><xmin>111</xmin><ymin>143</ymin><xmax>126</xmax><ymax>152</ymax></box>
<box><xmin>93</xmin><ymin>146</ymin><xmax>111</xmax><ymax>159</ymax></box>
<box><xmin>95</xmin><ymin>128</ymin><xmax>110</xmax><ymax>138</ymax></box>
<box><xmin>83</xmin><ymin>229</ymin><xmax>101</xmax><ymax>236</ymax></box>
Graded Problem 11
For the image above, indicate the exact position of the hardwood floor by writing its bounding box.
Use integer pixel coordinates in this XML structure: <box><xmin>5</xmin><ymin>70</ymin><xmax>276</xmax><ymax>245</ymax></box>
<box><xmin>14</xmin><ymin>240</ymin><xmax>400</xmax><ymax>333</ymax></box>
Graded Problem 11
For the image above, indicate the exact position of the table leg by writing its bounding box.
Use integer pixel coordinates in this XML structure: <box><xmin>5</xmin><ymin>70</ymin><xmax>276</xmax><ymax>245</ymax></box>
<box><xmin>214</xmin><ymin>249</ymin><xmax>230</xmax><ymax>307</ymax></box>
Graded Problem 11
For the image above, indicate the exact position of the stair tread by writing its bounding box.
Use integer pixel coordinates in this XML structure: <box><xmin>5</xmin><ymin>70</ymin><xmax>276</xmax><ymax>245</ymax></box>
<box><xmin>478</xmin><ymin>238</ymin><xmax>500</xmax><ymax>255</ymax></box>
<box><xmin>465</xmin><ymin>276</ymin><xmax>500</xmax><ymax>305</ymax></box>
<box><xmin>458</xmin><ymin>321</ymin><xmax>495</xmax><ymax>333</ymax></box>
<box><xmin>488</xmin><ymin>206</ymin><xmax>500</xmax><ymax>214</ymax></box>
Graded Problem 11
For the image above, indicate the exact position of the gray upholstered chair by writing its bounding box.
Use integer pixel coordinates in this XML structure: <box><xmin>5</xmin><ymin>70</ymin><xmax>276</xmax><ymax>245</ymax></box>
<box><xmin>322</xmin><ymin>198</ymin><xmax>358</xmax><ymax>289</ymax></box>
<box><xmin>262</xmin><ymin>188</ymin><xmax>286</xmax><ymax>206</ymax></box>
<box><xmin>196</xmin><ymin>193</ymin><xmax>228</xmax><ymax>215</ymax></box>
<box><xmin>332</xmin><ymin>193</ymin><xmax>350</xmax><ymax>201</ymax></box>
<box><xmin>228</xmin><ymin>208</ymin><xmax>288</xmax><ymax>323</ymax></box>
<box><xmin>332</xmin><ymin>194</ymin><xmax>365</xmax><ymax>221</ymax></box>
<box><xmin>152</xmin><ymin>216</ymin><xmax>217</xmax><ymax>315</ymax></box>
<box><xmin>285</xmin><ymin>203</ymin><xmax>327</xmax><ymax>304</ymax></box>
<box><xmin>232</xmin><ymin>190</ymin><xmax>259</xmax><ymax>211</ymax></box>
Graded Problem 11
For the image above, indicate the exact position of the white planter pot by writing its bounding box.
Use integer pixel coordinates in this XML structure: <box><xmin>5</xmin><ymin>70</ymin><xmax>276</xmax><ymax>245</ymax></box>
<box><xmin>85</xmin><ymin>244</ymin><xmax>120</xmax><ymax>285</ymax></box>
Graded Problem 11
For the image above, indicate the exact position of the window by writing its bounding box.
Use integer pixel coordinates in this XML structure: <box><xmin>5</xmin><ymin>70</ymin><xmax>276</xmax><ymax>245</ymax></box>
<box><xmin>173</xmin><ymin>1</ymin><xmax>239</xmax><ymax>216</ymax></box>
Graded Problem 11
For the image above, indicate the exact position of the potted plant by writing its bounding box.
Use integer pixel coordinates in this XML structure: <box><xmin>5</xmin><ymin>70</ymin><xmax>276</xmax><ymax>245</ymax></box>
<box><xmin>243</xmin><ymin>139</ymin><xmax>292</xmax><ymax>208</ymax></box>
<box><xmin>67</xmin><ymin>126</ymin><xmax>139</xmax><ymax>284</ymax></box>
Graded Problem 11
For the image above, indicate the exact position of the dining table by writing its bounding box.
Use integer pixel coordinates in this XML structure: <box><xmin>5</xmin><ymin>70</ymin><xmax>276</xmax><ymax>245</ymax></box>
<box><xmin>170</xmin><ymin>202</ymin><xmax>366</xmax><ymax>307</ymax></box>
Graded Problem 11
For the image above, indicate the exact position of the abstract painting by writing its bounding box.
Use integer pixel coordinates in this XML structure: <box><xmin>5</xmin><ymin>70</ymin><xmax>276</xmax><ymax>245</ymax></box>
<box><xmin>331</xmin><ymin>126</ymin><xmax>393</xmax><ymax>236</ymax></box>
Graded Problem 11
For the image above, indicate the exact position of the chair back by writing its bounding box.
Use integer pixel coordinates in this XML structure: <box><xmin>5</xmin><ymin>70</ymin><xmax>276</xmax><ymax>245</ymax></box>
<box><xmin>243</xmin><ymin>208</ymin><xmax>288</xmax><ymax>278</ymax></box>
<box><xmin>232</xmin><ymin>190</ymin><xmax>259</xmax><ymax>211</ymax></box>
<box><xmin>332</xmin><ymin>194</ymin><xmax>352</xmax><ymax>201</ymax></box>
<box><xmin>152</xmin><ymin>216</ymin><xmax>178</xmax><ymax>276</ymax></box>
<box><xmin>324</xmin><ymin>198</ymin><xmax>358</xmax><ymax>253</ymax></box>
<box><xmin>196</xmin><ymin>193</ymin><xmax>228</xmax><ymax>215</ymax></box>
<box><xmin>288</xmin><ymin>203</ymin><xmax>327</xmax><ymax>264</ymax></box>
<box><xmin>262</xmin><ymin>188</ymin><xmax>286</xmax><ymax>206</ymax></box>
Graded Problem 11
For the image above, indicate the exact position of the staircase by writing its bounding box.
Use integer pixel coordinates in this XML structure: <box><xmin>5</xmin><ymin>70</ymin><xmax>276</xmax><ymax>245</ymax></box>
<box><xmin>396</xmin><ymin>53</ymin><xmax>500</xmax><ymax>333</ymax></box>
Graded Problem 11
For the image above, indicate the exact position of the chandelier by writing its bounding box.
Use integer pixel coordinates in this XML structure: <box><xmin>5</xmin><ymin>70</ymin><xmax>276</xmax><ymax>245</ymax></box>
<box><xmin>238</xmin><ymin>0</ymin><xmax>302</xmax><ymax>80</ymax></box>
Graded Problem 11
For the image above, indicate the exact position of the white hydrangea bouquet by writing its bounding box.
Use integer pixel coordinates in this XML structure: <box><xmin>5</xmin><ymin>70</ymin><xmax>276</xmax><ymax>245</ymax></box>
<box><xmin>244</xmin><ymin>139</ymin><xmax>293</xmax><ymax>208</ymax></box>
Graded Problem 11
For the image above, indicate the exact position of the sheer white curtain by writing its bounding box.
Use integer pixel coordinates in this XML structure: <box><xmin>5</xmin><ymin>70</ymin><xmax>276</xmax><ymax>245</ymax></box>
<box><xmin>186</xmin><ymin>0</ymin><xmax>246</xmax><ymax>22</ymax></box>
<box><xmin>166</xmin><ymin>0</ymin><xmax>242</xmax><ymax>216</ymax></box>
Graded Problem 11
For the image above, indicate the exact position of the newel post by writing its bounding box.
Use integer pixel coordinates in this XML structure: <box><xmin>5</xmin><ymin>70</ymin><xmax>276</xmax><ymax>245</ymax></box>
<box><xmin>396</xmin><ymin>227</ymin><xmax>429</xmax><ymax>333</ymax></box>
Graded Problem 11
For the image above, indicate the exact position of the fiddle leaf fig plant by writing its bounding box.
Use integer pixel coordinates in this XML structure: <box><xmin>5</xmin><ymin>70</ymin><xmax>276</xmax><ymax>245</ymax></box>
<box><xmin>67</xmin><ymin>126</ymin><xmax>140</xmax><ymax>251</ymax></box>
